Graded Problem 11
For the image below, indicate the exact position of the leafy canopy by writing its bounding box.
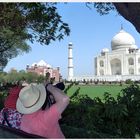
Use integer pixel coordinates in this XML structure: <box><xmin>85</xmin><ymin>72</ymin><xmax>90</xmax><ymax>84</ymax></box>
<box><xmin>0</xmin><ymin>3</ymin><xmax>70</xmax><ymax>67</ymax></box>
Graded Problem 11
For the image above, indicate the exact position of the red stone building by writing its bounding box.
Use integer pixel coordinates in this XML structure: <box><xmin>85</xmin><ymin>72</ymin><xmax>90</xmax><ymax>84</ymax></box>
<box><xmin>26</xmin><ymin>60</ymin><xmax>61</xmax><ymax>82</ymax></box>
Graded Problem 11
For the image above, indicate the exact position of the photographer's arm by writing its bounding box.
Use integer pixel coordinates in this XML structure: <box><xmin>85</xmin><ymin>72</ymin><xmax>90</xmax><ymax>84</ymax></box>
<box><xmin>46</xmin><ymin>84</ymin><xmax>70</xmax><ymax>114</ymax></box>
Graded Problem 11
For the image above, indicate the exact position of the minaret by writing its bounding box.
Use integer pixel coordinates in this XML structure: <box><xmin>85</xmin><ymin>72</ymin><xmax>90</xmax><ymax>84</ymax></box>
<box><xmin>68</xmin><ymin>42</ymin><xmax>74</xmax><ymax>81</ymax></box>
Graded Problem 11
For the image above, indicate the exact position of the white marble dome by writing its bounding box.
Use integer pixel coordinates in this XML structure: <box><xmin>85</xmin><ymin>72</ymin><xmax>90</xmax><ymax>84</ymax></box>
<box><xmin>111</xmin><ymin>29</ymin><xmax>136</xmax><ymax>50</ymax></box>
<box><xmin>101</xmin><ymin>48</ymin><xmax>109</xmax><ymax>53</ymax></box>
<box><xmin>31</xmin><ymin>60</ymin><xmax>52</xmax><ymax>68</ymax></box>
<box><xmin>37</xmin><ymin>60</ymin><xmax>47</xmax><ymax>66</ymax></box>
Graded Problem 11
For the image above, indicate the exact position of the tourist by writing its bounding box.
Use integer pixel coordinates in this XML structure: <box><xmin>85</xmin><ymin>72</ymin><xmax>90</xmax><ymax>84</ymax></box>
<box><xmin>16</xmin><ymin>83</ymin><xmax>70</xmax><ymax>138</ymax></box>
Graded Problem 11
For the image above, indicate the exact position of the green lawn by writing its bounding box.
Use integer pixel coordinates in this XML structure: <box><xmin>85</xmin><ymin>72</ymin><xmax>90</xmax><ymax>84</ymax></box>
<box><xmin>67</xmin><ymin>84</ymin><xmax>128</xmax><ymax>99</ymax></box>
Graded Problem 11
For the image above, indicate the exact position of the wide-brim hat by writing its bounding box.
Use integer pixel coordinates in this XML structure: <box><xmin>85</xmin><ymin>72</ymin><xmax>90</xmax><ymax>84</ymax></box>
<box><xmin>16</xmin><ymin>84</ymin><xmax>46</xmax><ymax>114</ymax></box>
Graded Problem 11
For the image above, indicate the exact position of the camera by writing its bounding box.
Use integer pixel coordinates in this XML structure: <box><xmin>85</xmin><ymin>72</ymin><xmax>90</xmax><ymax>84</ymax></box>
<box><xmin>42</xmin><ymin>82</ymin><xmax>65</xmax><ymax>109</ymax></box>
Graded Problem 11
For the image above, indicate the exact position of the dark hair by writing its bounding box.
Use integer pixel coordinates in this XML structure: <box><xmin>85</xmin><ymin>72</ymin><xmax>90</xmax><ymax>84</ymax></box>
<box><xmin>41</xmin><ymin>82</ymin><xmax>65</xmax><ymax>110</ymax></box>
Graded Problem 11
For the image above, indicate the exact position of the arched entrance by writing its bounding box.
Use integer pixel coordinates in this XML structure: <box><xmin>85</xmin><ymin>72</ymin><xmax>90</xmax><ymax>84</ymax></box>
<box><xmin>110</xmin><ymin>58</ymin><xmax>121</xmax><ymax>75</ymax></box>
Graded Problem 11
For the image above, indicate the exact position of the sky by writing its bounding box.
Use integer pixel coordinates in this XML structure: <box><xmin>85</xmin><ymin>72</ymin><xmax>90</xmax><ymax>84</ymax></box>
<box><xmin>4</xmin><ymin>3</ymin><xmax>140</xmax><ymax>79</ymax></box>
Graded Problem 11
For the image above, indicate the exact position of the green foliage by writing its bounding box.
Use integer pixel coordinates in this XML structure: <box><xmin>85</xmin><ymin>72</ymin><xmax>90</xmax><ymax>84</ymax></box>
<box><xmin>94</xmin><ymin>3</ymin><xmax>116</xmax><ymax>15</ymax></box>
<box><xmin>0</xmin><ymin>90</ymin><xmax>8</xmax><ymax>110</ymax></box>
<box><xmin>86</xmin><ymin>2</ymin><xmax>116</xmax><ymax>15</ymax></box>
<box><xmin>73</xmin><ymin>81</ymin><xmax>79</xmax><ymax>85</ymax></box>
<box><xmin>0</xmin><ymin>72</ymin><xmax>7</xmax><ymax>83</ymax></box>
<box><xmin>0</xmin><ymin>27</ymin><xmax>30</xmax><ymax>67</ymax></box>
<box><xmin>125</xmin><ymin>79</ymin><xmax>133</xmax><ymax>84</ymax></box>
<box><xmin>0</xmin><ymin>71</ymin><xmax>44</xmax><ymax>83</ymax></box>
<box><xmin>0</xmin><ymin>94</ymin><xmax>4</xmax><ymax>110</ymax></box>
<box><xmin>37</xmin><ymin>75</ymin><xmax>45</xmax><ymax>83</ymax></box>
<box><xmin>61</xmin><ymin>124</ymin><xmax>109</xmax><ymax>138</ymax></box>
<box><xmin>64</xmin><ymin>83</ymin><xmax>74</xmax><ymax>94</ymax></box>
<box><xmin>70</xmin><ymin>87</ymin><xmax>80</xmax><ymax>99</ymax></box>
<box><xmin>0</xmin><ymin>3</ymin><xmax>70</xmax><ymax>67</ymax></box>
<box><xmin>60</xmin><ymin>83</ymin><xmax>140</xmax><ymax>138</ymax></box>
<box><xmin>85</xmin><ymin>3</ymin><xmax>116</xmax><ymax>15</ymax></box>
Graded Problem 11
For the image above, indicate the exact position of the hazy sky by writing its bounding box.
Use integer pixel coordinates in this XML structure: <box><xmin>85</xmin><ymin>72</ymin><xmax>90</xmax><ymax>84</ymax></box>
<box><xmin>4</xmin><ymin>3</ymin><xmax>140</xmax><ymax>79</ymax></box>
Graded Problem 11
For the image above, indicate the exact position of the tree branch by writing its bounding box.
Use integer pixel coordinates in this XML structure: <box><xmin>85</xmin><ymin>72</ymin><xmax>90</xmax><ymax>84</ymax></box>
<box><xmin>113</xmin><ymin>3</ymin><xmax>140</xmax><ymax>33</ymax></box>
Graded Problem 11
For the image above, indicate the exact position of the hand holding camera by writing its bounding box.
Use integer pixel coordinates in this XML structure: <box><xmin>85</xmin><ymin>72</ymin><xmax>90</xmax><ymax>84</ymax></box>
<box><xmin>44</xmin><ymin>82</ymin><xmax>65</xmax><ymax>108</ymax></box>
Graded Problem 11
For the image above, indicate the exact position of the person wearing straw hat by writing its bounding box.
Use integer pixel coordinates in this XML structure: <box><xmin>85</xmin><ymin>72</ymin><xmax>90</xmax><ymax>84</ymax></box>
<box><xmin>16</xmin><ymin>83</ymin><xmax>70</xmax><ymax>138</ymax></box>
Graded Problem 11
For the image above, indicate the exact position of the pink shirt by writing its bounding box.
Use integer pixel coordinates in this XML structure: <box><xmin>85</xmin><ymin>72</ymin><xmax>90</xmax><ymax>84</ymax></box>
<box><xmin>20</xmin><ymin>104</ymin><xmax>65</xmax><ymax>138</ymax></box>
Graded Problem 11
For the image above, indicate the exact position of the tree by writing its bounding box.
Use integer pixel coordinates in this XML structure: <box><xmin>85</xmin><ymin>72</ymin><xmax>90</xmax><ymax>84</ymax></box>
<box><xmin>93</xmin><ymin>3</ymin><xmax>140</xmax><ymax>34</ymax></box>
<box><xmin>0</xmin><ymin>3</ymin><xmax>70</xmax><ymax>67</ymax></box>
<box><xmin>0</xmin><ymin>27</ymin><xmax>30</xmax><ymax>67</ymax></box>
<box><xmin>113</xmin><ymin>3</ymin><xmax>140</xmax><ymax>34</ymax></box>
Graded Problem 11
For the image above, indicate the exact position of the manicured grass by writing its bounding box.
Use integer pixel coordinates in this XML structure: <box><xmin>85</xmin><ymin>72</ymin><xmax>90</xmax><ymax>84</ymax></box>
<box><xmin>67</xmin><ymin>84</ymin><xmax>128</xmax><ymax>100</ymax></box>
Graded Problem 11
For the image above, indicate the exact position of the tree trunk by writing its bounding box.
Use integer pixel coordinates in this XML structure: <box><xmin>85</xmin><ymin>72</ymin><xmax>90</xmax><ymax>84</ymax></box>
<box><xmin>113</xmin><ymin>3</ymin><xmax>140</xmax><ymax>33</ymax></box>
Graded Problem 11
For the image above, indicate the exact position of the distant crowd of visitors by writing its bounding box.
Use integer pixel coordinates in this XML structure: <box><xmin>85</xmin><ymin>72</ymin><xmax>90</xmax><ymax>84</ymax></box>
<box><xmin>0</xmin><ymin>78</ymin><xmax>69</xmax><ymax>138</ymax></box>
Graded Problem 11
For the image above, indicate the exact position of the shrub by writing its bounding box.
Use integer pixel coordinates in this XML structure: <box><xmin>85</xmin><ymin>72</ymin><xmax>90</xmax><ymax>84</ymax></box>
<box><xmin>0</xmin><ymin>90</ymin><xmax>8</xmax><ymax>110</ymax></box>
<box><xmin>64</xmin><ymin>83</ymin><xmax>74</xmax><ymax>94</ymax></box>
<box><xmin>60</xmin><ymin>83</ymin><xmax>140</xmax><ymax>138</ymax></box>
<box><xmin>125</xmin><ymin>79</ymin><xmax>133</xmax><ymax>84</ymax></box>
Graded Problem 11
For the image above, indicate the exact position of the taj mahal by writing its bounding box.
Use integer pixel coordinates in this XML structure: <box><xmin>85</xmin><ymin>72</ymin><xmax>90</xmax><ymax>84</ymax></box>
<box><xmin>68</xmin><ymin>28</ymin><xmax>140</xmax><ymax>82</ymax></box>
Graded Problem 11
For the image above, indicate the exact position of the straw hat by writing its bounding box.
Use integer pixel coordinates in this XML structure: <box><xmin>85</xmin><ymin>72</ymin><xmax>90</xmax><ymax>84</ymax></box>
<box><xmin>16</xmin><ymin>84</ymin><xmax>46</xmax><ymax>114</ymax></box>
